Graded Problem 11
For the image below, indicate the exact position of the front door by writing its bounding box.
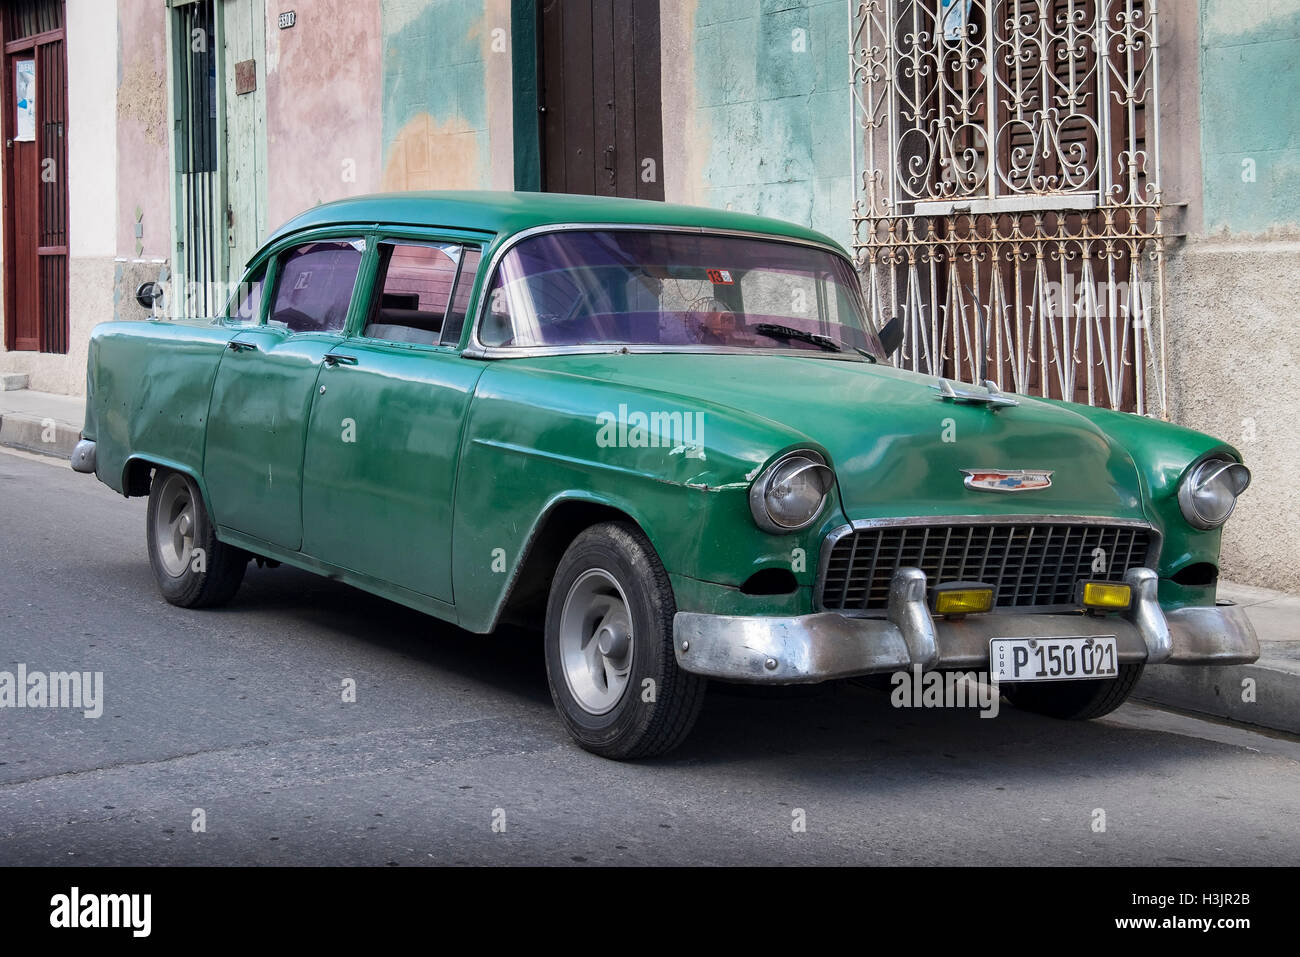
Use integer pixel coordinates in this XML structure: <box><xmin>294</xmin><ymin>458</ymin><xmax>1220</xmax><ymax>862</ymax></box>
<box><xmin>539</xmin><ymin>0</ymin><xmax>663</xmax><ymax>200</ymax></box>
<box><xmin>2</xmin><ymin>0</ymin><xmax>68</xmax><ymax>353</ymax></box>
<box><xmin>203</xmin><ymin>236</ymin><xmax>368</xmax><ymax>549</ymax></box>
<box><xmin>300</xmin><ymin>236</ymin><xmax>485</xmax><ymax>603</ymax></box>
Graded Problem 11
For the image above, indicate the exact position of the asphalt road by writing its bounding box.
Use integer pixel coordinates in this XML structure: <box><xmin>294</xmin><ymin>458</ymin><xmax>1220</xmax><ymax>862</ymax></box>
<box><xmin>1</xmin><ymin>447</ymin><xmax>1297</xmax><ymax>866</ymax></box>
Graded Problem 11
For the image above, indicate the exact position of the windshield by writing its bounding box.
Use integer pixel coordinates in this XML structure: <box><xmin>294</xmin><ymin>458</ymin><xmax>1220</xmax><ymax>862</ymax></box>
<box><xmin>477</xmin><ymin>229</ymin><xmax>885</xmax><ymax>359</ymax></box>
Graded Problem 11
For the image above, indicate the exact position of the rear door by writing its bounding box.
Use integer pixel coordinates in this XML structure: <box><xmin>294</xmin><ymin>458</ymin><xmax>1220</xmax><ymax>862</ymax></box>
<box><xmin>203</xmin><ymin>233</ymin><xmax>369</xmax><ymax>548</ymax></box>
<box><xmin>300</xmin><ymin>231</ymin><xmax>485</xmax><ymax>603</ymax></box>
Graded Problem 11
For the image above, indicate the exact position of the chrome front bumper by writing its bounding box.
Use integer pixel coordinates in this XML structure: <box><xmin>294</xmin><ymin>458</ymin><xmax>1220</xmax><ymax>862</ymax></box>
<box><xmin>673</xmin><ymin>567</ymin><xmax>1259</xmax><ymax>684</ymax></box>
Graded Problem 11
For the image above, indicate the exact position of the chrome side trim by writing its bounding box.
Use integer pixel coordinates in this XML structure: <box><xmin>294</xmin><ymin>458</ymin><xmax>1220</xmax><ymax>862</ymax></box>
<box><xmin>465</xmin><ymin>344</ymin><xmax>870</xmax><ymax>362</ymax></box>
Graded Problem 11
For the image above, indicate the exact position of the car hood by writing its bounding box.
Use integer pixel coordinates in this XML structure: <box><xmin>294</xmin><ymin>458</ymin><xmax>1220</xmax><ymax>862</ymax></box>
<box><xmin>516</xmin><ymin>352</ymin><xmax>1150</xmax><ymax>523</ymax></box>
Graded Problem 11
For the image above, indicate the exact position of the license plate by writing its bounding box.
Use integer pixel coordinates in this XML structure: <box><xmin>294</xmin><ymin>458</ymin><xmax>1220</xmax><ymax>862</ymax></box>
<box><xmin>989</xmin><ymin>635</ymin><xmax>1118</xmax><ymax>683</ymax></box>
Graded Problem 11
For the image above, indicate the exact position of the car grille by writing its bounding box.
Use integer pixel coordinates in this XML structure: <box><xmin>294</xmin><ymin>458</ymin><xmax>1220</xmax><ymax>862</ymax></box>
<box><xmin>818</xmin><ymin>521</ymin><xmax>1156</xmax><ymax>613</ymax></box>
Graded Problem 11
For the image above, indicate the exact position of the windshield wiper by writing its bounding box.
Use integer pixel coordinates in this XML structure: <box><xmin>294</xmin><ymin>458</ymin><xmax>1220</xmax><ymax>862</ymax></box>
<box><xmin>753</xmin><ymin>323</ymin><xmax>843</xmax><ymax>354</ymax></box>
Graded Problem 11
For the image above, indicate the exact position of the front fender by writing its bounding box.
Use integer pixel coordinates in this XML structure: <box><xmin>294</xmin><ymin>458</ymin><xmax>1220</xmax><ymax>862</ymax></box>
<box><xmin>449</xmin><ymin>361</ymin><xmax>841</xmax><ymax>631</ymax></box>
<box><xmin>1041</xmin><ymin>401</ymin><xmax>1243</xmax><ymax>608</ymax></box>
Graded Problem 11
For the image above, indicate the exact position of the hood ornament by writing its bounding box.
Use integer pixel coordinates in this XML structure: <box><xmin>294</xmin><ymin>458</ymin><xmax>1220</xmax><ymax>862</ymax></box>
<box><xmin>933</xmin><ymin>379</ymin><xmax>1019</xmax><ymax>409</ymax></box>
<box><xmin>961</xmin><ymin>468</ymin><xmax>1054</xmax><ymax>493</ymax></box>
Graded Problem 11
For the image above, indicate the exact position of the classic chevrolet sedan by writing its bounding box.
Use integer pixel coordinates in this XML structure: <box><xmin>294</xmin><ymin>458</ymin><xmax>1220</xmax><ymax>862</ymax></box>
<box><xmin>72</xmin><ymin>191</ymin><xmax>1259</xmax><ymax>758</ymax></box>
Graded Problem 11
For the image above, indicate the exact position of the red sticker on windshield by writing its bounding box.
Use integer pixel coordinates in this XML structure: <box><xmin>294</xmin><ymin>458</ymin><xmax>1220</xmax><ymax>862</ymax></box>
<box><xmin>706</xmin><ymin>269</ymin><xmax>734</xmax><ymax>284</ymax></box>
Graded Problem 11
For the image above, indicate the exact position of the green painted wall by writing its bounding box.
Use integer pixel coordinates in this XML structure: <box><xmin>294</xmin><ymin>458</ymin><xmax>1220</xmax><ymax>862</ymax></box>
<box><xmin>1200</xmin><ymin>0</ymin><xmax>1300</xmax><ymax>234</ymax></box>
<box><xmin>693</xmin><ymin>0</ymin><xmax>852</xmax><ymax>247</ymax></box>
<box><xmin>380</xmin><ymin>0</ymin><xmax>492</xmax><ymax>190</ymax></box>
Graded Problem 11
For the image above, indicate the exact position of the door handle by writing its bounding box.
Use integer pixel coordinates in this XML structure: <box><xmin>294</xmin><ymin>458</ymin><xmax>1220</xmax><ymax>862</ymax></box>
<box><xmin>323</xmin><ymin>354</ymin><xmax>358</xmax><ymax>366</ymax></box>
<box><xmin>227</xmin><ymin>340</ymin><xmax>257</xmax><ymax>353</ymax></box>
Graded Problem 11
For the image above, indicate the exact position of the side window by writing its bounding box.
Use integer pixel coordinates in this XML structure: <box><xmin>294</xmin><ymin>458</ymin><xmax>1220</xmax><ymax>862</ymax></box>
<box><xmin>440</xmin><ymin>246</ymin><xmax>481</xmax><ymax>346</ymax></box>
<box><xmin>363</xmin><ymin>242</ymin><xmax>460</xmax><ymax>346</ymax></box>
<box><xmin>269</xmin><ymin>240</ymin><xmax>364</xmax><ymax>334</ymax></box>
<box><xmin>226</xmin><ymin>264</ymin><xmax>266</xmax><ymax>323</ymax></box>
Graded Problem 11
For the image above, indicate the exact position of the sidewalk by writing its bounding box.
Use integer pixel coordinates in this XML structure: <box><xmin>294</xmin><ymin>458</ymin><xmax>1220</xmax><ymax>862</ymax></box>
<box><xmin>1</xmin><ymin>386</ymin><xmax>1298</xmax><ymax>734</ymax></box>
<box><xmin>0</xmin><ymin>386</ymin><xmax>84</xmax><ymax>459</ymax></box>
<box><xmin>1134</xmin><ymin>582</ymin><xmax>1300</xmax><ymax>734</ymax></box>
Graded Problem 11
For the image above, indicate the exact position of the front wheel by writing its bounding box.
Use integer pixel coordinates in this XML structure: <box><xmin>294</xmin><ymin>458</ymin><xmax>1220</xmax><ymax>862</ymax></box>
<box><xmin>543</xmin><ymin>521</ymin><xmax>706</xmax><ymax>759</ymax></box>
<box><xmin>145</xmin><ymin>468</ymin><xmax>248</xmax><ymax>608</ymax></box>
<box><xmin>1004</xmin><ymin>663</ymin><xmax>1144</xmax><ymax>720</ymax></box>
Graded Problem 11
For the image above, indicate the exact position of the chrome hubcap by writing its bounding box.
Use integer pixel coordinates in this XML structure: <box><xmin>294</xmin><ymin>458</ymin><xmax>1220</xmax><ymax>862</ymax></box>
<box><xmin>154</xmin><ymin>473</ymin><xmax>196</xmax><ymax>577</ymax></box>
<box><xmin>558</xmin><ymin>569</ymin><xmax>635</xmax><ymax>715</ymax></box>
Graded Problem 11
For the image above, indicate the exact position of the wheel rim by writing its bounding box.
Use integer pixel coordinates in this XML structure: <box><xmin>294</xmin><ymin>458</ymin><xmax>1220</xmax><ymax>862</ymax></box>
<box><xmin>558</xmin><ymin>568</ymin><xmax>635</xmax><ymax>715</ymax></box>
<box><xmin>154</xmin><ymin>473</ymin><xmax>197</xmax><ymax>578</ymax></box>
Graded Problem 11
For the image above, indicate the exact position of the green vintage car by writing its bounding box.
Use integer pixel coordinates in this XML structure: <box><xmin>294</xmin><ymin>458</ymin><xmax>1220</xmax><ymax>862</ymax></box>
<box><xmin>73</xmin><ymin>191</ymin><xmax>1258</xmax><ymax>758</ymax></box>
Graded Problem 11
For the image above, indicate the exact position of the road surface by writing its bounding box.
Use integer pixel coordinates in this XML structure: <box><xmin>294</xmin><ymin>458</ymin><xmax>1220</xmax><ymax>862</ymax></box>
<box><xmin>1</xmin><ymin>448</ymin><xmax>1296</xmax><ymax>865</ymax></box>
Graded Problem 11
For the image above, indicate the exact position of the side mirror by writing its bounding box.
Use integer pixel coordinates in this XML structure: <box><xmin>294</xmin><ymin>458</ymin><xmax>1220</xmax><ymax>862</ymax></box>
<box><xmin>878</xmin><ymin>315</ymin><xmax>903</xmax><ymax>357</ymax></box>
<box><xmin>135</xmin><ymin>281</ymin><xmax>163</xmax><ymax>311</ymax></box>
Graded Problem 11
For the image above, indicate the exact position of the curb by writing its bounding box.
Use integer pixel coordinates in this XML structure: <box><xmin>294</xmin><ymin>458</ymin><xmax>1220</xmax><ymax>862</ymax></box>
<box><xmin>0</xmin><ymin>411</ymin><xmax>79</xmax><ymax>460</ymax></box>
<box><xmin>1135</xmin><ymin>659</ymin><xmax>1300</xmax><ymax>736</ymax></box>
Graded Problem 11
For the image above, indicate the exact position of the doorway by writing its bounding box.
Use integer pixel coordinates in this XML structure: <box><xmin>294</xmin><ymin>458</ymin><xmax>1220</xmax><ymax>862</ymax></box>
<box><xmin>2</xmin><ymin>0</ymin><xmax>68</xmax><ymax>353</ymax></box>
<box><xmin>537</xmin><ymin>0</ymin><xmax>664</xmax><ymax>201</ymax></box>
<box><xmin>170</xmin><ymin>0</ymin><xmax>267</xmax><ymax>318</ymax></box>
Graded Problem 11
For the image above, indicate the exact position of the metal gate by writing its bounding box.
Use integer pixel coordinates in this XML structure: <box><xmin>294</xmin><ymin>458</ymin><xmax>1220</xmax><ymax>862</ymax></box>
<box><xmin>850</xmin><ymin>0</ymin><xmax>1166</xmax><ymax>416</ymax></box>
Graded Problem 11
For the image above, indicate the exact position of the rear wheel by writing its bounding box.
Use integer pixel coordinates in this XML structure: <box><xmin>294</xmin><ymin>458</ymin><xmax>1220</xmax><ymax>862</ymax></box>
<box><xmin>145</xmin><ymin>468</ymin><xmax>248</xmax><ymax>608</ymax></box>
<box><xmin>1004</xmin><ymin>663</ymin><xmax>1144</xmax><ymax>720</ymax></box>
<box><xmin>543</xmin><ymin>521</ymin><xmax>706</xmax><ymax>759</ymax></box>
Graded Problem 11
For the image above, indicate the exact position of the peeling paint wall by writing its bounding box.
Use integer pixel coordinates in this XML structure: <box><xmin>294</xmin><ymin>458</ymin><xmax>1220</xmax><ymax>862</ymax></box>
<box><xmin>1164</xmin><ymin>239</ymin><xmax>1300</xmax><ymax>591</ymax></box>
<box><xmin>114</xmin><ymin>0</ymin><xmax>169</xmax><ymax>262</ymax></box>
<box><xmin>1160</xmin><ymin>1</ymin><xmax>1300</xmax><ymax>590</ymax></box>
<box><xmin>380</xmin><ymin>0</ymin><xmax>514</xmax><ymax>192</ymax></box>
<box><xmin>111</xmin><ymin>0</ymin><xmax>173</xmax><ymax>345</ymax></box>
<box><xmin>668</xmin><ymin>0</ymin><xmax>852</xmax><ymax>248</ymax></box>
<box><xmin>264</xmin><ymin>0</ymin><xmax>384</xmax><ymax>229</ymax></box>
<box><xmin>1200</xmin><ymin>0</ymin><xmax>1300</xmax><ymax>235</ymax></box>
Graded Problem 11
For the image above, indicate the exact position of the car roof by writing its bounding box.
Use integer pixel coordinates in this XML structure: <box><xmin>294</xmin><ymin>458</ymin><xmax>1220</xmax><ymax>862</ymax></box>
<box><xmin>265</xmin><ymin>190</ymin><xmax>847</xmax><ymax>255</ymax></box>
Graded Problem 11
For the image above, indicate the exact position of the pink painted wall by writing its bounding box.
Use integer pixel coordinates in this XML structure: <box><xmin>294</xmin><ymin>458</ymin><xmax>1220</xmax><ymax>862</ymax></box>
<box><xmin>263</xmin><ymin>0</ymin><xmax>383</xmax><ymax>230</ymax></box>
<box><xmin>115</xmin><ymin>0</ymin><xmax>172</xmax><ymax>260</ymax></box>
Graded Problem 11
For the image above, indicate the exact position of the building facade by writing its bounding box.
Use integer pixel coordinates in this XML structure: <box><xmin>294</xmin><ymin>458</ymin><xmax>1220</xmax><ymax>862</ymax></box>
<box><xmin>0</xmin><ymin>0</ymin><xmax>1296</xmax><ymax>589</ymax></box>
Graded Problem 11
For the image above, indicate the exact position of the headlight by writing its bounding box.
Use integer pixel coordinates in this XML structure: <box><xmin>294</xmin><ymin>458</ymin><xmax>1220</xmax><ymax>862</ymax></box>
<box><xmin>749</xmin><ymin>450</ymin><xmax>834</xmax><ymax>534</ymax></box>
<box><xmin>1177</xmin><ymin>455</ymin><xmax>1251</xmax><ymax>529</ymax></box>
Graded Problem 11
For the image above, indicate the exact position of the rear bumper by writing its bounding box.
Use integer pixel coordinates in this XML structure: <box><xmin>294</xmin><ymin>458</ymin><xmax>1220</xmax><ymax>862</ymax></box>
<box><xmin>672</xmin><ymin>567</ymin><xmax>1259</xmax><ymax>684</ymax></box>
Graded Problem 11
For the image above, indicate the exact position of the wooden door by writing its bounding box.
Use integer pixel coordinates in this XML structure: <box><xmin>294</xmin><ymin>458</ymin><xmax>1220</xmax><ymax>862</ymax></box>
<box><xmin>2</xmin><ymin>0</ymin><xmax>67</xmax><ymax>353</ymax></box>
<box><xmin>539</xmin><ymin>0</ymin><xmax>663</xmax><ymax>200</ymax></box>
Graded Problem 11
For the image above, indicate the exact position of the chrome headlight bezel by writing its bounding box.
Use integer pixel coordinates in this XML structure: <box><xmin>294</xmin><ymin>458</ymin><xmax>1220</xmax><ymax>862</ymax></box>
<box><xmin>1177</xmin><ymin>455</ymin><xmax>1251</xmax><ymax>530</ymax></box>
<box><xmin>748</xmin><ymin>449</ymin><xmax>835</xmax><ymax>534</ymax></box>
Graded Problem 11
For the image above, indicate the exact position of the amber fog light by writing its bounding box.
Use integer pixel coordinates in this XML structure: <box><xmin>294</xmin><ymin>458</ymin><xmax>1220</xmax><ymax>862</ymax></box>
<box><xmin>932</xmin><ymin>584</ymin><xmax>995</xmax><ymax>616</ymax></box>
<box><xmin>1078</xmin><ymin>581</ymin><xmax>1132</xmax><ymax>610</ymax></box>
